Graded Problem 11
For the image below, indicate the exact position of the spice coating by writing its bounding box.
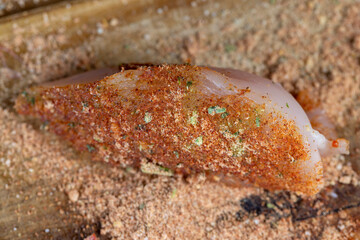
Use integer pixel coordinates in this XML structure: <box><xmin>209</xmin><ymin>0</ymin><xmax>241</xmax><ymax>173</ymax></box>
<box><xmin>15</xmin><ymin>64</ymin><xmax>320</xmax><ymax>195</ymax></box>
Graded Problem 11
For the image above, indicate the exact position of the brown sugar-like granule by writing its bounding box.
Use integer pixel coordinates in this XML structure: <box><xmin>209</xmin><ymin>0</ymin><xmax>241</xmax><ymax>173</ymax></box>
<box><xmin>1</xmin><ymin>0</ymin><xmax>360</xmax><ymax>239</ymax></box>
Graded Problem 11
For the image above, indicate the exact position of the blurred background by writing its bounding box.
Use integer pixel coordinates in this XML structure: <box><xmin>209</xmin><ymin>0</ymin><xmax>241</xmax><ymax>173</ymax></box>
<box><xmin>0</xmin><ymin>0</ymin><xmax>359</xmax><ymax>239</ymax></box>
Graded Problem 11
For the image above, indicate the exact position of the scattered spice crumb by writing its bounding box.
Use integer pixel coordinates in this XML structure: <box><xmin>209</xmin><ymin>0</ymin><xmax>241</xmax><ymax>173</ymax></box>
<box><xmin>67</xmin><ymin>189</ymin><xmax>79</xmax><ymax>203</ymax></box>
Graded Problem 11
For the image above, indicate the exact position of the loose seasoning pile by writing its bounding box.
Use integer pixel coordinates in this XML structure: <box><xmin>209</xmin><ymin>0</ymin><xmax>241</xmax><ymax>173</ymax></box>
<box><xmin>1</xmin><ymin>0</ymin><xmax>360</xmax><ymax>239</ymax></box>
<box><xmin>16</xmin><ymin>64</ymin><xmax>318</xmax><ymax>195</ymax></box>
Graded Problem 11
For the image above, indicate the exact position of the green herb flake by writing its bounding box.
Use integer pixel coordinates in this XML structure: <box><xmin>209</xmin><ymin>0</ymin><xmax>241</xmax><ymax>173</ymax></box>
<box><xmin>189</xmin><ymin>111</ymin><xmax>198</xmax><ymax>125</ymax></box>
<box><xmin>177</xmin><ymin>76</ymin><xmax>183</xmax><ymax>85</ymax></box>
<box><xmin>131</xmin><ymin>109</ymin><xmax>140</xmax><ymax>115</ymax></box>
<box><xmin>208</xmin><ymin>106</ymin><xmax>227</xmax><ymax>116</ymax></box>
<box><xmin>208</xmin><ymin>106</ymin><xmax>216</xmax><ymax>115</ymax></box>
<box><xmin>135</xmin><ymin>124</ymin><xmax>146</xmax><ymax>130</ymax></box>
<box><xmin>140</xmin><ymin>161</ymin><xmax>172</xmax><ymax>176</ymax></box>
<box><xmin>68</xmin><ymin>122</ymin><xmax>76</xmax><ymax>128</ymax></box>
<box><xmin>159</xmin><ymin>166</ymin><xmax>171</xmax><ymax>172</ymax></box>
<box><xmin>93</xmin><ymin>134</ymin><xmax>103</xmax><ymax>143</ymax></box>
<box><xmin>81</xmin><ymin>102</ymin><xmax>89</xmax><ymax>112</ymax></box>
<box><xmin>255</xmin><ymin>116</ymin><xmax>260</xmax><ymax>127</ymax></box>
<box><xmin>22</xmin><ymin>91</ymin><xmax>35</xmax><ymax>105</ymax></box>
<box><xmin>140</xmin><ymin>161</ymin><xmax>174</xmax><ymax>176</ymax></box>
<box><xmin>171</xmin><ymin>188</ymin><xmax>177</xmax><ymax>198</ymax></box>
<box><xmin>266</xmin><ymin>203</ymin><xmax>275</xmax><ymax>209</ymax></box>
<box><xmin>231</xmin><ymin>142</ymin><xmax>244</xmax><ymax>157</ymax></box>
<box><xmin>186</xmin><ymin>81</ymin><xmax>193</xmax><ymax>89</ymax></box>
<box><xmin>125</xmin><ymin>167</ymin><xmax>134</xmax><ymax>173</ymax></box>
<box><xmin>144</xmin><ymin>112</ymin><xmax>152</xmax><ymax>123</ymax></box>
<box><xmin>215</xmin><ymin>107</ymin><xmax>226</xmax><ymax>114</ymax></box>
<box><xmin>86</xmin><ymin>144</ymin><xmax>96</xmax><ymax>153</ymax></box>
<box><xmin>29</xmin><ymin>97</ymin><xmax>35</xmax><ymax>105</ymax></box>
<box><xmin>286</xmin><ymin>103</ymin><xmax>289</xmax><ymax>108</ymax></box>
<box><xmin>40</xmin><ymin>121</ymin><xmax>49</xmax><ymax>130</ymax></box>
<box><xmin>194</xmin><ymin>136</ymin><xmax>203</xmax><ymax>146</ymax></box>
<box><xmin>184</xmin><ymin>144</ymin><xmax>192</xmax><ymax>151</ymax></box>
<box><xmin>225</xmin><ymin>44</ymin><xmax>236</xmax><ymax>53</ymax></box>
<box><xmin>174</xmin><ymin>151</ymin><xmax>179</xmax><ymax>158</ymax></box>
<box><xmin>139</xmin><ymin>203</ymin><xmax>145</xmax><ymax>210</ymax></box>
<box><xmin>221</xmin><ymin>112</ymin><xmax>229</xmax><ymax>119</ymax></box>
